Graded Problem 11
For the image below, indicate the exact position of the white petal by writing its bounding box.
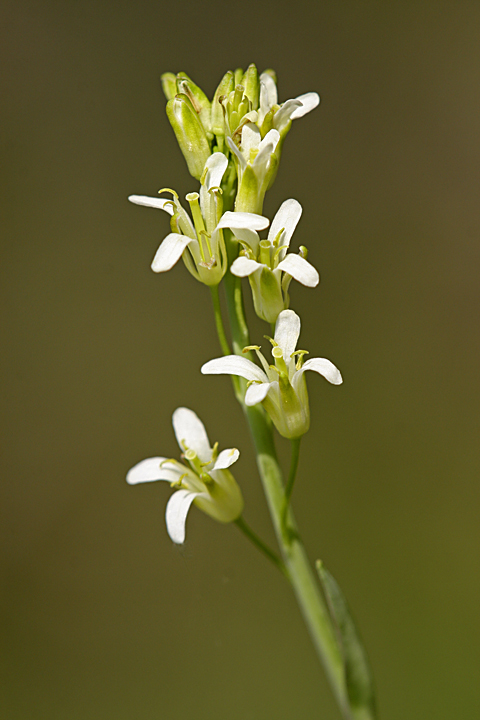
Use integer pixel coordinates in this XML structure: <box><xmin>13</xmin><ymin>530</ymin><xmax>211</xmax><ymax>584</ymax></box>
<box><xmin>259</xmin><ymin>73</ymin><xmax>278</xmax><ymax>116</ymax></box>
<box><xmin>128</xmin><ymin>195</ymin><xmax>175</xmax><ymax>215</ymax></box>
<box><xmin>230</xmin><ymin>227</ymin><xmax>261</xmax><ymax>254</ymax></box>
<box><xmin>203</xmin><ymin>152</ymin><xmax>228</xmax><ymax>191</ymax></box>
<box><xmin>213</xmin><ymin>448</ymin><xmax>240</xmax><ymax>470</ymax></box>
<box><xmin>245</xmin><ymin>382</ymin><xmax>272</xmax><ymax>406</ymax></box>
<box><xmin>274</xmin><ymin>310</ymin><xmax>301</xmax><ymax>360</ymax></box>
<box><xmin>126</xmin><ymin>457</ymin><xmax>181</xmax><ymax>485</ymax></box>
<box><xmin>273</xmin><ymin>99</ymin><xmax>303</xmax><ymax>132</ymax></box>
<box><xmin>277</xmin><ymin>253</ymin><xmax>319</xmax><ymax>287</ymax></box>
<box><xmin>201</xmin><ymin>355</ymin><xmax>267</xmax><ymax>383</ymax></box>
<box><xmin>257</xmin><ymin>128</ymin><xmax>280</xmax><ymax>157</ymax></box>
<box><xmin>165</xmin><ymin>489</ymin><xmax>200</xmax><ymax>543</ymax></box>
<box><xmin>217</xmin><ymin>211</ymin><xmax>269</xmax><ymax>232</ymax></box>
<box><xmin>290</xmin><ymin>92</ymin><xmax>320</xmax><ymax>119</ymax></box>
<box><xmin>296</xmin><ymin>358</ymin><xmax>343</xmax><ymax>385</ymax></box>
<box><xmin>268</xmin><ymin>199</ymin><xmax>302</xmax><ymax>249</ymax></box>
<box><xmin>226</xmin><ymin>136</ymin><xmax>246</xmax><ymax>170</ymax></box>
<box><xmin>241</xmin><ymin>123</ymin><xmax>261</xmax><ymax>155</ymax></box>
<box><xmin>172</xmin><ymin>407</ymin><xmax>212</xmax><ymax>461</ymax></box>
<box><xmin>230</xmin><ymin>257</ymin><xmax>263</xmax><ymax>277</ymax></box>
<box><xmin>151</xmin><ymin>233</ymin><xmax>193</xmax><ymax>272</ymax></box>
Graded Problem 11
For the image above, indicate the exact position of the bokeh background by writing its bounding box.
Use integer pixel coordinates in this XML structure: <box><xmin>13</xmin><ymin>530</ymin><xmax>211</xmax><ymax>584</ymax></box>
<box><xmin>2</xmin><ymin>2</ymin><xmax>480</xmax><ymax>718</ymax></box>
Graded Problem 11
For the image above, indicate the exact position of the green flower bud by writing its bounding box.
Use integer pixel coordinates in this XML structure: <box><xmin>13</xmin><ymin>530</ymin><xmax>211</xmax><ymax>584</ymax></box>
<box><xmin>234</xmin><ymin>67</ymin><xmax>244</xmax><ymax>85</ymax></box>
<box><xmin>241</xmin><ymin>64</ymin><xmax>259</xmax><ymax>111</ymax></box>
<box><xmin>160</xmin><ymin>72</ymin><xmax>177</xmax><ymax>101</ymax></box>
<box><xmin>175</xmin><ymin>72</ymin><xmax>212</xmax><ymax>138</ymax></box>
<box><xmin>166</xmin><ymin>94</ymin><xmax>211</xmax><ymax>180</ymax></box>
<box><xmin>211</xmin><ymin>70</ymin><xmax>235</xmax><ymax>140</ymax></box>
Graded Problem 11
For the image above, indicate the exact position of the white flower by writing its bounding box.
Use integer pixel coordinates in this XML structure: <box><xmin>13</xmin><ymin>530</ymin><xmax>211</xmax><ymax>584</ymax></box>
<box><xmin>201</xmin><ymin>310</ymin><xmax>342</xmax><ymax>439</ymax></box>
<box><xmin>126</xmin><ymin>408</ymin><xmax>243</xmax><ymax>543</ymax></box>
<box><xmin>129</xmin><ymin>152</ymin><xmax>269</xmax><ymax>285</ymax></box>
<box><xmin>257</xmin><ymin>71</ymin><xmax>320</xmax><ymax>132</ymax></box>
<box><xmin>229</xmin><ymin>198</ymin><xmax>319</xmax><ymax>323</ymax></box>
<box><xmin>227</xmin><ymin>127</ymin><xmax>281</xmax><ymax>213</ymax></box>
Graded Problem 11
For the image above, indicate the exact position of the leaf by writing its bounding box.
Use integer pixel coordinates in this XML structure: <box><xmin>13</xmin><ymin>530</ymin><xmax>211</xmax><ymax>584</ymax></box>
<box><xmin>316</xmin><ymin>560</ymin><xmax>377</xmax><ymax>720</ymax></box>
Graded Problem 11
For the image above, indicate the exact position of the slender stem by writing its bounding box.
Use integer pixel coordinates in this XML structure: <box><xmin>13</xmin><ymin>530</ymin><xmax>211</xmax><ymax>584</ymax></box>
<box><xmin>282</xmin><ymin>437</ymin><xmax>302</xmax><ymax>539</ymax></box>
<box><xmin>235</xmin><ymin>516</ymin><xmax>288</xmax><ymax>579</ymax></box>
<box><xmin>210</xmin><ymin>285</ymin><xmax>231</xmax><ymax>356</ymax></box>
<box><xmin>223</xmin><ymin>276</ymin><xmax>349</xmax><ymax>717</ymax></box>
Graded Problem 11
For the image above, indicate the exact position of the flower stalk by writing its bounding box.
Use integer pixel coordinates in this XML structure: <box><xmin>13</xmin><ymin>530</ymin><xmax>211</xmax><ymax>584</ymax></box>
<box><xmin>127</xmin><ymin>63</ymin><xmax>376</xmax><ymax>720</ymax></box>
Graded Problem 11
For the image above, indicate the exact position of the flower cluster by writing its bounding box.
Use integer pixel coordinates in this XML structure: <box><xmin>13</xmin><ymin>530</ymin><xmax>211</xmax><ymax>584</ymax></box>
<box><xmin>128</xmin><ymin>64</ymin><xmax>342</xmax><ymax>541</ymax></box>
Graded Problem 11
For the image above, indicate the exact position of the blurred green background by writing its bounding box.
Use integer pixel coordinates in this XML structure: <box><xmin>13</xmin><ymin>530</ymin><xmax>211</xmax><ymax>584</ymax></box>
<box><xmin>2</xmin><ymin>1</ymin><xmax>480</xmax><ymax>718</ymax></box>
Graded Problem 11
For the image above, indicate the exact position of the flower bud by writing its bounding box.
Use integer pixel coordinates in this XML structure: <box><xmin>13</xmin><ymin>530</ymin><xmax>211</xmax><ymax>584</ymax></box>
<box><xmin>241</xmin><ymin>63</ymin><xmax>260</xmax><ymax>111</ymax></box>
<box><xmin>211</xmin><ymin>70</ymin><xmax>235</xmax><ymax>141</ymax></box>
<box><xmin>175</xmin><ymin>72</ymin><xmax>212</xmax><ymax>138</ymax></box>
<box><xmin>160</xmin><ymin>72</ymin><xmax>177</xmax><ymax>101</ymax></box>
<box><xmin>166</xmin><ymin>94</ymin><xmax>211</xmax><ymax>180</ymax></box>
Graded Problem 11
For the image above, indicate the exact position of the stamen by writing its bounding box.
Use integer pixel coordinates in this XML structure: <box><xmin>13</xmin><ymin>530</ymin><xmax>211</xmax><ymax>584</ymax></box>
<box><xmin>291</xmin><ymin>349</ymin><xmax>309</xmax><ymax>370</ymax></box>
<box><xmin>243</xmin><ymin>344</ymin><xmax>270</xmax><ymax>376</ymax></box>
<box><xmin>272</xmin><ymin>228</ymin><xmax>285</xmax><ymax>248</ymax></box>
<box><xmin>158</xmin><ymin>188</ymin><xmax>179</xmax><ymax>200</ymax></box>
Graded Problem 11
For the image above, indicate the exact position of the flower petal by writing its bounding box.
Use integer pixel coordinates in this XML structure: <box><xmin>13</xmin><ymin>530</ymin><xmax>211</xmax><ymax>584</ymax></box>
<box><xmin>203</xmin><ymin>152</ymin><xmax>228</xmax><ymax>191</ymax></box>
<box><xmin>273</xmin><ymin>99</ymin><xmax>303</xmax><ymax>132</ymax></box>
<box><xmin>256</xmin><ymin>129</ymin><xmax>280</xmax><ymax>161</ymax></box>
<box><xmin>241</xmin><ymin>123</ymin><xmax>262</xmax><ymax>156</ymax></box>
<box><xmin>226</xmin><ymin>136</ymin><xmax>246</xmax><ymax>170</ymax></box>
<box><xmin>274</xmin><ymin>309</ymin><xmax>301</xmax><ymax>360</ymax></box>
<box><xmin>217</xmin><ymin>211</ymin><xmax>269</xmax><ymax>232</ymax></box>
<box><xmin>151</xmin><ymin>233</ymin><xmax>194</xmax><ymax>273</ymax></box>
<box><xmin>245</xmin><ymin>382</ymin><xmax>272</xmax><ymax>406</ymax></box>
<box><xmin>126</xmin><ymin>457</ymin><xmax>181</xmax><ymax>485</ymax></box>
<box><xmin>268</xmin><ymin>199</ymin><xmax>302</xmax><ymax>250</ymax></box>
<box><xmin>290</xmin><ymin>92</ymin><xmax>320</xmax><ymax>119</ymax></box>
<box><xmin>296</xmin><ymin>358</ymin><xmax>343</xmax><ymax>385</ymax></box>
<box><xmin>201</xmin><ymin>355</ymin><xmax>267</xmax><ymax>383</ymax></box>
<box><xmin>128</xmin><ymin>195</ymin><xmax>175</xmax><ymax>215</ymax></box>
<box><xmin>213</xmin><ymin>448</ymin><xmax>240</xmax><ymax>470</ymax></box>
<box><xmin>259</xmin><ymin>72</ymin><xmax>278</xmax><ymax>122</ymax></box>
<box><xmin>172</xmin><ymin>407</ymin><xmax>212</xmax><ymax>461</ymax></box>
<box><xmin>165</xmin><ymin>489</ymin><xmax>201</xmax><ymax>543</ymax></box>
<box><xmin>230</xmin><ymin>227</ymin><xmax>261</xmax><ymax>254</ymax></box>
<box><xmin>277</xmin><ymin>253</ymin><xmax>319</xmax><ymax>287</ymax></box>
<box><xmin>230</xmin><ymin>257</ymin><xmax>263</xmax><ymax>277</ymax></box>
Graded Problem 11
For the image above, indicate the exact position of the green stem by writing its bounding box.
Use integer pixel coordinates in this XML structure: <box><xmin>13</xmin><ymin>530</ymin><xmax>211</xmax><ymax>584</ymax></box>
<box><xmin>210</xmin><ymin>285</ymin><xmax>231</xmax><ymax>356</ymax></box>
<box><xmin>235</xmin><ymin>516</ymin><xmax>288</xmax><ymax>579</ymax></box>
<box><xmin>223</xmin><ymin>276</ymin><xmax>348</xmax><ymax>717</ymax></box>
<box><xmin>244</xmin><ymin>404</ymin><xmax>348</xmax><ymax>716</ymax></box>
<box><xmin>282</xmin><ymin>437</ymin><xmax>302</xmax><ymax>539</ymax></box>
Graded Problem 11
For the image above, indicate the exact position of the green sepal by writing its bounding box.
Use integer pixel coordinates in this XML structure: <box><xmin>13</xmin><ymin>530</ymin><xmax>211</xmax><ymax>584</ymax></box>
<box><xmin>211</xmin><ymin>70</ymin><xmax>235</xmax><ymax>138</ymax></box>
<box><xmin>166</xmin><ymin>94</ymin><xmax>211</xmax><ymax>180</ymax></box>
<box><xmin>235</xmin><ymin>164</ymin><xmax>260</xmax><ymax>213</ymax></box>
<box><xmin>316</xmin><ymin>561</ymin><xmax>377</xmax><ymax>720</ymax></box>
<box><xmin>160</xmin><ymin>72</ymin><xmax>177</xmax><ymax>101</ymax></box>
<box><xmin>241</xmin><ymin>64</ymin><xmax>259</xmax><ymax>111</ymax></box>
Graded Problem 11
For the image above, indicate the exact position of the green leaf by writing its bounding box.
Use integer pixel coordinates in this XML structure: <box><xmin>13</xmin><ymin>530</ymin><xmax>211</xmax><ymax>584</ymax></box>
<box><xmin>316</xmin><ymin>561</ymin><xmax>377</xmax><ymax>720</ymax></box>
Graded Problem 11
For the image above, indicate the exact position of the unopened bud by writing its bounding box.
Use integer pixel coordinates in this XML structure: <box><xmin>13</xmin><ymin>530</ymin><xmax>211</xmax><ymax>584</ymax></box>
<box><xmin>161</xmin><ymin>72</ymin><xmax>177</xmax><ymax>101</ymax></box>
<box><xmin>166</xmin><ymin>94</ymin><xmax>211</xmax><ymax>180</ymax></box>
<box><xmin>241</xmin><ymin>64</ymin><xmax>259</xmax><ymax>111</ymax></box>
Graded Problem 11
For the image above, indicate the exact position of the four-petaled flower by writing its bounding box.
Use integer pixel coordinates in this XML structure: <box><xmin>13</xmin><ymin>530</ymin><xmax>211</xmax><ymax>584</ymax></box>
<box><xmin>201</xmin><ymin>310</ymin><xmax>342</xmax><ymax>439</ymax></box>
<box><xmin>230</xmin><ymin>198</ymin><xmax>319</xmax><ymax>323</ymax></box>
<box><xmin>126</xmin><ymin>408</ymin><xmax>243</xmax><ymax>543</ymax></box>
<box><xmin>129</xmin><ymin>153</ymin><xmax>269</xmax><ymax>285</ymax></box>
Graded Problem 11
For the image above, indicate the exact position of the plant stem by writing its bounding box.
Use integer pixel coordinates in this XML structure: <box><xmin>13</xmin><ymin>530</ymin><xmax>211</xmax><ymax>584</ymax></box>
<box><xmin>223</xmin><ymin>277</ymin><xmax>349</xmax><ymax>717</ymax></box>
<box><xmin>235</xmin><ymin>516</ymin><xmax>288</xmax><ymax>579</ymax></box>
<box><xmin>210</xmin><ymin>285</ymin><xmax>231</xmax><ymax>356</ymax></box>
<box><xmin>282</xmin><ymin>437</ymin><xmax>302</xmax><ymax>538</ymax></box>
